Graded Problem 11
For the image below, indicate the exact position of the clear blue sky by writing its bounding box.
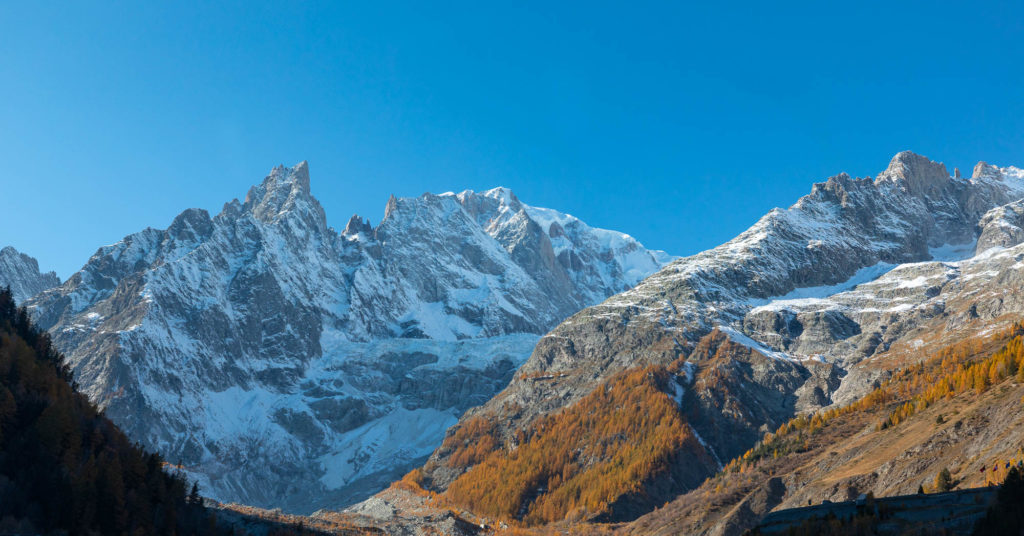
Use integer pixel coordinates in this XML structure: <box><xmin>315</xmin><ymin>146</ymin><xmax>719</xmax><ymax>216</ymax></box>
<box><xmin>2</xmin><ymin>1</ymin><xmax>1023</xmax><ymax>278</ymax></box>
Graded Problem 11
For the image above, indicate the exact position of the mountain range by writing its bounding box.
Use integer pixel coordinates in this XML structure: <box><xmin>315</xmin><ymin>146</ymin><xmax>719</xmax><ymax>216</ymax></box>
<box><xmin>6</xmin><ymin>151</ymin><xmax>1024</xmax><ymax>534</ymax></box>
<box><xmin>4</xmin><ymin>162</ymin><xmax>670</xmax><ymax>513</ymax></box>
<box><xmin>332</xmin><ymin>151</ymin><xmax>1024</xmax><ymax>533</ymax></box>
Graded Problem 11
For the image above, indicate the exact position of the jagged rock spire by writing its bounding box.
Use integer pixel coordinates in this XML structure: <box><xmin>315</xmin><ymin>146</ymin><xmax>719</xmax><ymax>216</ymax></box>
<box><xmin>343</xmin><ymin>214</ymin><xmax>374</xmax><ymax>236</ymax></box>
<box><xmin>383</xmin><ymin>194</ymin><xmax>399</xmax><ymax>220</ymax></box>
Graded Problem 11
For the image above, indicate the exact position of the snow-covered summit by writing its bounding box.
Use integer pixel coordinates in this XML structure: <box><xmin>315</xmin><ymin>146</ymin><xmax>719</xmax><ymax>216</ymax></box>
<box><xmin>638</xmin><ymin>151</ymin><xmax>1023</xmax><ymax>307</ymax></box>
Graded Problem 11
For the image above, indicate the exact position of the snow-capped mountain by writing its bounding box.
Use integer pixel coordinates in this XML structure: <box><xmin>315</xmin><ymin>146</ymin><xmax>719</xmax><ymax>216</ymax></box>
<box><xmin>0</xmin><ymin>246</ymin><xmax>60</xmax><ymax>303</ymax></box>
<box><xmin>420</xmin><ymin>152</ymin><xmax>1024</xmax><ymax>505</ymax></box>
<box><xmin>25</xmin><ymin>161</ymin><xmax>670</xmax><ymax>513</ymax></box>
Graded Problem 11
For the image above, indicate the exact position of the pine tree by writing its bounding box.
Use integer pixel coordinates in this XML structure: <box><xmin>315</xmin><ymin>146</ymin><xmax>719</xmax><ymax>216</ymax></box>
<box><xmin>189</xmin><ymin>481</ymin><xmax>202</xmax><ymax>505</ymax></box>
<box><xmin>974</xmin><ymin>370</ymin><xmax>989</xmax><ymax>393</ymax></box>
<box><xmin>934</xmin><ymin>467</ymin><xmax>953</xmax><ymax>492</ymax></box>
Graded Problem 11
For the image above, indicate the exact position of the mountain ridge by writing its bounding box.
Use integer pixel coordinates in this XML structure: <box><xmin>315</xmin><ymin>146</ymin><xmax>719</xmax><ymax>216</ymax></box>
<box><xmin>21</xmin><ymin>162</ymin><xmax>671</xmax><ymax>513</ymax></box>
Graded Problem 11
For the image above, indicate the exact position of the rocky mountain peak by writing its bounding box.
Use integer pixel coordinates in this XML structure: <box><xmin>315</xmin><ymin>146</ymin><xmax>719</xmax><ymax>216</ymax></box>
<box><xmin>217</xmin><ymin>199</ymin><xmax>243</xmax><ymax>220</ymax></box>
<box><xmin>807</xmin><ymin>172</ymin><xmax>864</xmax><ymax>205</ymax></box>
<box><xmin>451</xmin><ymin>188</ymin><xmax>521</xmax><ymax>229</ymax></box>
<box><xmin>405</xmin><ymin>151</ymin><xmax>1024</xmax><ymax>529</ymax></box>
<box><xmin>972</xmin><ymin>160</ymin><xmax>1000</xmax><ymax>180</ymax></box>
<box><xmin>243</xmin><ymin>161</ymin><xmax>319</xmax><ymax>225</ymax></box>
<box><xmin>23</xmin><ymin>162</ymin><xmax>671</xmax><ymax>513</ymax></box>
<box><xmin>482</xmin><ymin>186</ymin><xmax>520</xmax><ymax>207</ymax></box>
<box><xmin>875</xmin><ymin>150</ymin><xmax>953</xmax><ymax>196</ymax></box>
<box><xmin>383</xmin><ymin>194</ymin><xmax>399</xmax><ymax>220</ymax></box>
<box><xmin>0</xmin><ymin>246</ymin><xmax>60</xmax><ymax>303</ymax></box>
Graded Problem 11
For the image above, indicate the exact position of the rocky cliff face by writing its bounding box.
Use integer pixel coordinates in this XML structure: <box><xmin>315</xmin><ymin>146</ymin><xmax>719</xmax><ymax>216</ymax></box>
<box><xmin>24</xmin><ymin>162</ymin><xmax>670</xmax><ymax>513</ymax></box>
<box><xmin>421</xmin><ymin>152</ymin><xmax>1024</xmax><ymax>512</ymax></box>
<box><xmin>0</xmin><ymin>246</ymin><xmax>60</xmax><ymax>303</ymax></box>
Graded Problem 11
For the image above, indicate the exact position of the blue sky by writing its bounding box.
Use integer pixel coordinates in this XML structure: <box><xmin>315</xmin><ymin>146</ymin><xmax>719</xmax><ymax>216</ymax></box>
<box><xmin>2</xmin><ymin>1</ymin><xmax>1023</xmax><ymax>278</ymax></box>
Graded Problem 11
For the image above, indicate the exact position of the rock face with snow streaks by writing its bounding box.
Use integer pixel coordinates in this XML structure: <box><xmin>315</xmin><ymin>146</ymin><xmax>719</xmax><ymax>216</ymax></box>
<box><xmin>976</xmin><ymin>198</ymin><xmax>1024</xmax><ymax>253</ymax></box>
<box><xmin>0</xmin><ymin>246</ymin><xmax>60</xmax><ymax>303</ymax></box>
<box><xmin>25</xmin><ymin>162</ymin><xmax>670</xmax><ymax>513</ymax></box>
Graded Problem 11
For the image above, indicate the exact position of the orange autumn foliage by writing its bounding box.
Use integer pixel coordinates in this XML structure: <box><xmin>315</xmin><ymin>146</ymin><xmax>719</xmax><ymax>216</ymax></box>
<box><xmin>444</xmin><ymin>366</ymin><xmax>696</xmax><ymax>525</ymax></box>
<box><xmin>390</xmin><ymin>467</ymin><xmax>432</xmax><ymax>497</ymax></box>
<box><xmin>877</xmin><ymin>324</ymin><xmax>1024</xmax><ymax>430</ymax></box>
<box><xmin>442</xmin><ymin>415</ymin><xmax>501</xmax><ymax>469</ymax></box>
<box><xmin>725</xmin><ymin>324</ymin><xmax>1024</xmax><ymax>473</ymax></box>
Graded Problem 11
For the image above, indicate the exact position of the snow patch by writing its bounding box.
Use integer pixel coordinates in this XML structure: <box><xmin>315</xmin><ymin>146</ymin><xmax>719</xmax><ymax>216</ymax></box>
<box><xmin>716</xmin><ymin>325</ymin><xmax>795</xmax><ymax>362</ymax></box>
<box><xmin>753</xmin><ymin>261</ymin><xmax>896</xmax><ymax>306</ymax></box>
<box><xmin>692</xmin><ymin>427</ymin><xmax>723</xmax><ymax>470</ymax></box>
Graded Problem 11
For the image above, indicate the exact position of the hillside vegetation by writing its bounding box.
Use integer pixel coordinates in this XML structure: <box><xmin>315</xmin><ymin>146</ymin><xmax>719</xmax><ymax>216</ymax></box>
<box><xmin>725</xmin><ymin>324</ymin><xmax>1024</xmax><ymax>476</ymax></box>
<box><xmin>974</xmin><ymin>465</ymin><xmax>1024</xmax><ymax>535</ymax></box>
<box><xmin>439</xmin><ymin>365</ymin><xmax>712</xmax><ymax>525</ymax></box>
<box><xmin>623</xmin><ymin>325</ymin><xmax>1024</xmax><ymax>536</ymax></box>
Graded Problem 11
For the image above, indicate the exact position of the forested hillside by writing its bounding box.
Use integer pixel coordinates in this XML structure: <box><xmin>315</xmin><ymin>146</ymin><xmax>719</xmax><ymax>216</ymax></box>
<box><xmin>0</xmin><ymin>287</ymin><xmax>214</xmax><ymax>534</ymax></box>
<box><xmin>436</xmin><ymin>365</ymin><xmax>715</xmax><ymax>525</ymax></box>
<box><xmin>0</xmin><ymin>287</ymin><xmax>340</xmax><ymax>536</ymax></box>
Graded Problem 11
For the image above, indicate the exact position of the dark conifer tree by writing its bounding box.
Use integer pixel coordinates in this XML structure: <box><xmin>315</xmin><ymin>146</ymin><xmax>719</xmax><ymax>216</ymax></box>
<box><xmin>190</xmin><ymin>481</ymin><xmax>202</xmax><ymax>505</ymax></box>
<box><xmin>973</xmin><ymin>466</ymin><xmax>1024</xmax><ymax>535</ymax></box>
